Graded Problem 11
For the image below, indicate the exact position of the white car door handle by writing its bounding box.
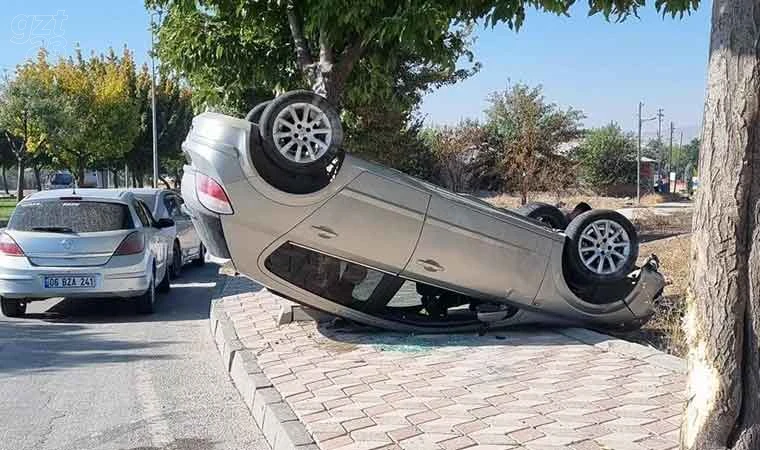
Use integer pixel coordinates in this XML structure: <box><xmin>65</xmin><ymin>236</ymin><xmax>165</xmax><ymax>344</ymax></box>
<box><xmin>311</xmin><ymin>225</ymin><xmax>338</xmax><ymax>239</ymax></box>
<box><xmin>417</xmin><ymin>259</ymin><xmax>444</xmax><ymax>272</ymax></box>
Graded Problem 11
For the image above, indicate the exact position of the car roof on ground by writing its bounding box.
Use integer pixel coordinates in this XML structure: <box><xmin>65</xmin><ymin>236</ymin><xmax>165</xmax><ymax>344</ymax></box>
<box><xmin>24</xmin><ymin>189</ymin><xmax>135</xmax><ymax>202</ymax></box>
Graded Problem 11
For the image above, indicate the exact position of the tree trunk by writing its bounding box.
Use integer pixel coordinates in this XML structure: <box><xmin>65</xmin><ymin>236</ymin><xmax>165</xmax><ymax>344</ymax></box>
<box><xmin>77</xmin><ymin>164</ymin><xmax>85</xmax><ymax>187</ymax></box>
<box><xmin>159</xmin><ymin>175</ymin><xmax>172</xmax><ymax>190</ymax></box>
<box><xmin>15</xmin><ymin>159</ymin><xmax>24</xmax><ymax>202</ymax></box>
<box><xmin>33</xmin><ymin>167</ymin><xmax>41</xmax><ymax>191</ymax></box>
<box><xmin>2</xmin><ymin>166</ymin><xmax>9</xmax><ymax>195</ymax></box>
<box><xmin>681</xmin><ymin>0</ymin><xmax>760</xmax><ymax>449</ymax></box>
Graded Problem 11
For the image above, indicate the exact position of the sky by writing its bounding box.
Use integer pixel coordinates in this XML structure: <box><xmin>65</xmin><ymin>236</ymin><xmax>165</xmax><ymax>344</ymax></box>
<box><xmin>1</xmin><ymin>1</ymin><xmax>711</xmax><ymax>141</ymax></box>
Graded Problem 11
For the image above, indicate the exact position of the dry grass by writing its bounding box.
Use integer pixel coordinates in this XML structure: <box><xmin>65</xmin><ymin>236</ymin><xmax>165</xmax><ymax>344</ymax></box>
<box><xmin>631</xmin><ymin>209</ymin><xmax>693</xmax><ymax>240</ymax></box>
<box><xmin>483</xmin><ymin>191</ymin><xmax>689</xmax><ymax>211</ymax></box>
<box><xmin>620</xmin><ymin>234</ymin><xmax>691</xmax><ymax>357</ymax></box>
<box><xmin>483</xmin><ymin>193</ymin><xmax>634</xmax><ymax>210</ymax></box>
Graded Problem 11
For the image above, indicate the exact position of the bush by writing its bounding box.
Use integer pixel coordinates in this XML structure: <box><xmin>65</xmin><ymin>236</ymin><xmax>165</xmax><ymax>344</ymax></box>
<box><xmin>572</xmin><ymin>123</ymin><xmax>637</xmax><ymax>188</ymax></box>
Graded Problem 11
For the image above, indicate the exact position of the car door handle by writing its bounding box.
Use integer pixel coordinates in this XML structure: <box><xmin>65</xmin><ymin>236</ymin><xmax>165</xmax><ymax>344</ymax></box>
<box><xmin>417</xmin><ymin>259</ymin><xmax>444</xmax><ymax>272</ymax></box>
<box><xmin>311</xmin><ymin>225</ymin><xmax>338</xmax><ymax>239</ymax></box>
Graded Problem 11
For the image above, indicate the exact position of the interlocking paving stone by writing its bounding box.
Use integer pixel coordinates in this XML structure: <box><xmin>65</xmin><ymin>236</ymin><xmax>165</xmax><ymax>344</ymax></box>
<box><xmin>216</xmin><ymin>275</ymin><xmax>686</xmax><ymax>450</ymax></box>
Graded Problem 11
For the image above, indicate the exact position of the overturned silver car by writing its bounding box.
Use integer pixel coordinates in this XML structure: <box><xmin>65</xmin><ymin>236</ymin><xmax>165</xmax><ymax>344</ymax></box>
<box><xmin>181</xmin><ymin>91</ymin><xmax>664</xmax><ymax>332</ymax></box>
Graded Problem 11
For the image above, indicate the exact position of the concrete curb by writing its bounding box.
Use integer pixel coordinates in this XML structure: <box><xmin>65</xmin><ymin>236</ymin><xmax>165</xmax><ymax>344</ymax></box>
<box><xmin>209</xmin><ymin>275</ymin><xmax>317</xmax><ymax>450</ymax></box>
<box><xmin>558</xmin><ymin>327</ymin><xmax>686</xmax><ymax>374</ymax></box>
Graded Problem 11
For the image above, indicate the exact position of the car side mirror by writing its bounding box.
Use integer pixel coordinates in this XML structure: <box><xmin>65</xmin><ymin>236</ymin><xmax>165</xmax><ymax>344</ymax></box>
<box><xmin>155</xmin><ymin>218</ymin><xmax>175</xmax><ymax>229</ymax></box>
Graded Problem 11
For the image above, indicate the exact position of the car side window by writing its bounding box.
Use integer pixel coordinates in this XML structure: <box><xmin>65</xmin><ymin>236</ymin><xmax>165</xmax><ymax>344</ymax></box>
<box><xmin>174</xmin><ymin>195</ymin><xmax>188</xmax><ymax>219</ymax></box>
<box><xmin>164</xmin><ymin>194</ymin><xmax>185</xmax><ymax>219</ymax></box>
<box><xmin>133</xmin><ymin>200</ymin><xmax>152</xmax><ymax>227</ymax></box>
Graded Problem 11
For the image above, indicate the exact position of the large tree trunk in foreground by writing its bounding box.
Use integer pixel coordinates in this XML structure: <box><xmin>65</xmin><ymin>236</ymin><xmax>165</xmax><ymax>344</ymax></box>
<box><xmin>681</xmin><ymin>0</ymin><xmax>760</xmax><ymax>448</ymax></box>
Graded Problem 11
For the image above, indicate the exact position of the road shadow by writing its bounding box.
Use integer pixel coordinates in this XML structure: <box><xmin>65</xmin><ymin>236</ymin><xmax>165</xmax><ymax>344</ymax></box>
<box><xmin>24</xmin><ymin>264</ymin><xmax>221</xmax><ymax>324</ymax></box>
<box><xmin>0</xmin><ymin>320</ymin><xmax>176</xmax><ymax>374</ymax></box>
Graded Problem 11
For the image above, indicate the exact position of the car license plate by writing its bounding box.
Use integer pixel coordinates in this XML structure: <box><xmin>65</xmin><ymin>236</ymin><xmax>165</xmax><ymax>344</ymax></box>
<box><xmin>43</xmin><ymin>275</ymin><xmax>99</xmax><ymax>289</ymax></box>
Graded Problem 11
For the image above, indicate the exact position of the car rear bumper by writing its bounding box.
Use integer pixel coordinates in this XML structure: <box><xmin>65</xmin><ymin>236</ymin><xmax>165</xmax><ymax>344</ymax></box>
<box><xmin>0</xmin><ymin>255</ymin><xmax>152</xmax><ymax>300</ymax></box>
<box><xmin>181</xmin><ymin>165</ymin><xmax>231</xmax><ymax>259</ymax></box>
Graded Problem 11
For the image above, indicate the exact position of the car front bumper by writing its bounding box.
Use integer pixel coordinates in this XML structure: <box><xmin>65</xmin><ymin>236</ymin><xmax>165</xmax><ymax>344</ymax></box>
<box><xmin>0</xmin><ymin>254</ymin><xmax>152</xmax><ymax>300</ymax></box>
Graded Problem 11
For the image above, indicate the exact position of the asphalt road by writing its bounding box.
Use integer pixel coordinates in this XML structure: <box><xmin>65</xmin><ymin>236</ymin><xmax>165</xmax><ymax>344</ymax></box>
<box><xmin>0</xmin><ymin>263</ymin><xmax>269</xmax><ymax>450</ymax></box>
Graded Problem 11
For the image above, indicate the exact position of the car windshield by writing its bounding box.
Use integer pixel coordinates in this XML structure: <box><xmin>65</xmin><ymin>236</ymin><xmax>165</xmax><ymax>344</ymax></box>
<box><xmin>8</xmin><ymin>200</ymin><xmax>134</xmax><ymax>233</ymax></box>
<box><xmin>132</xmin><ymin>194</ymin><xmax>157</xmax><ymax>214</ymax></box>
<box><xmin>50</xmin><ymin>173</ymin><xmax>73</xmax><ymax>185</ymax></box>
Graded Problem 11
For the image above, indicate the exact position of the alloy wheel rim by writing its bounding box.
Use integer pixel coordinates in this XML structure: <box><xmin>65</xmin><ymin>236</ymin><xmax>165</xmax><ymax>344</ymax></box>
<box><xmin>272</xmin><ymin>102</ymin><xmax>333</xmax><ymax>164</ymax></box>
<box><xmin>578</xmin><ymin>219</ymin><xmax>631</xmax><ymax>275</ymax></box>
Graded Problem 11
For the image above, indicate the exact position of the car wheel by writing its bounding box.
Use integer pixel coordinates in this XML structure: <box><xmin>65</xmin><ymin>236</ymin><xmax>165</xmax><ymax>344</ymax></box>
<box><xmin>170</xmin><ymin>241</ymin><xmax>182</xmax><ymax>279</ymax></box>
<box><xmin>515</xmin><ymin>202</ymin><xmax>568</xmax><ymax>230</ymax></box>
<box><xmin>259</xmin><ymin>90</ymin><xmax>343</xmax><ymax>175</ymax></box>
<box><xmin>1</xmin><ymin>298</ymin><xmax>26</xmax><ymax>317</ymax></box>
<box><xmin>564</xmin><ymin>210</ymin><xmax>639</xmax><ymax>284</ymax></box>
<box><xmin>136</xmin><ymin>270</ymin><xmax>157</xmax><ymax>314</ymax></box>
<box><xmin>244</xmin><ymin>100</ymin><xmax>271</xmax><ymax>124</ymax></box>
<box><xmin>157</xmin><ymin>264</ymin><xmax>171</xmax><ymax>294</ymax></box>
<box><xmin>193</xmin><ymin>243</ymin><xmax>206</xmax><ymax>267</ymax></box>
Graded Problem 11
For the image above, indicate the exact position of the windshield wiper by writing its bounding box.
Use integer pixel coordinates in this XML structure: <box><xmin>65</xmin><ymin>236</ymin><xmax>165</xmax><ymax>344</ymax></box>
<box><xmin>31</xmin><ymin>226</ymin><xmax>75</xmax><ymax>233</ymax></box>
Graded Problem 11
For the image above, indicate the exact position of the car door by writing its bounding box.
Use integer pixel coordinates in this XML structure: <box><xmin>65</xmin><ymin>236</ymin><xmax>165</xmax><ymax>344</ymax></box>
<box><xmin>402</xmin><ymin>193</ymin><xmax>553</xmax><ymax>304</ymax></box>
<box><xmin>134</xmin><ymin>199</ymin><xmax>168</xmax><ymax>278</ymax></box>
<box><xmin>164</xmin><ymin>193</ymin><xmax>198</xmax><ymax>260</ymax></box>
<box><xmin>283</xmin><ymin>172</ymin><xmax>430</xmax><ymax>275</ymax></box>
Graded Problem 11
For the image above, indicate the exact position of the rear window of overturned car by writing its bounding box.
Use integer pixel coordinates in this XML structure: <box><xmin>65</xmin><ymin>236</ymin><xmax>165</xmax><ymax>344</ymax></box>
<box><xmin>8</xmin><ymin>200</ymin><xmax>134</xmax><ymax>233</ymax></box>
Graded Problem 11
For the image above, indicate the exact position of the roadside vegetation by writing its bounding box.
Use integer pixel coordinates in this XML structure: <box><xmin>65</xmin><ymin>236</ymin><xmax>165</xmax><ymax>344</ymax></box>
<box><xmin>0</xmin><ymin>197</ymin><xmax>17</xmax><ymax>224</ymax></box>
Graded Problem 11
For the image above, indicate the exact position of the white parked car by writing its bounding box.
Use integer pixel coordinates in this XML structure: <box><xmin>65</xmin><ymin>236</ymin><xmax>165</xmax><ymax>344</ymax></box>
<box><xmin>0</xmin><ymin>189</ymin><xmax>174</xmax><ymax>317</ymax></box>
<box><xmin>128</xmin><ymin>188</ymin><xmax>205</xmax><ymax>278</ymax></box>
<box><xmin>47</xmin><ymin>172</ymin><xmax>75</xmax><ymax>190</ymax></box>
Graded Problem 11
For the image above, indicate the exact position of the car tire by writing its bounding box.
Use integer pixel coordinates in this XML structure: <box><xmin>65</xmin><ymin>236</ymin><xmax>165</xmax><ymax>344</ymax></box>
<box><xmin>157</xmin><ymin>265</ymin><xmax>171</xmax><ymax>294</ymax></box>
<box><xmin>515</xmin><ymin>202</ymin><xmax>568</xmax><ymax>230</ymax></box>
<box><xmin>193</xmin><ymin>243</ymin><xmax>206</xmax><ymax>267</ymax></box>
<box><xmin>564</xmin><ymin>209</ymin><xmax>639</xmax><ymax>284</ymax></box>
<box><xmin>259</xmin><ymin>90</ymin><xmax>343</xmax><ymax>176</ymax></box>
<box><xmin>244</xmin><ymin>100</ymin><xmax>271</xmax><ymax>123</ymax></box>
<box><xmin>1</xmin><ymin>298</ymin><xmax>26</xmax><ymax>317</ymax></box>
<box><xmin>170</xmin><ymin>241</ymin><xmax>182</xmax><ymax>279</ymax></box>
<box><xmin>136</xmin><ymin>271</ymin><xmax>157</xmax><ymax>314</ymax></box>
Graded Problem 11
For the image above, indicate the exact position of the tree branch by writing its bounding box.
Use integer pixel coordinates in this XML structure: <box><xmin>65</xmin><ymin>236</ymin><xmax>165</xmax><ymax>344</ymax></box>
<box><xmin>319</xmin><ymin>28</ymin><xmax>334</xmax><ymax>67</ymax></box>
<box><xmin>334</xmin><ymin>40</ymin><xmax>365</xmax><ymax>84</ymax></box>
<box><xmin>286</xmin><ymin>1</ymin><xmax>313</xmax><ymax>71</ymax></box>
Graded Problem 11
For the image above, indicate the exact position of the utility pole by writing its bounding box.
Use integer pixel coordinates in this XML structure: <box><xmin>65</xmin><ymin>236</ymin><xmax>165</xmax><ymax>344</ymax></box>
<box><xmin>655</xmin><ymin>108</ymin><xmax>664</xmax><ymax>180</ymax></box>
<box><xmin>637</xmin><ymin>102</ymin><xmax>658</xmax><ymax>204</ymax></box>
<box><xmin>150</xmin><ymin>12</ymin><xmax>160</xmax><ymax>189</ymax></box>
<box><xmin>668</xmin><ymin>122</ymin><xmax>674</xmax><ymax>193</ymax></box>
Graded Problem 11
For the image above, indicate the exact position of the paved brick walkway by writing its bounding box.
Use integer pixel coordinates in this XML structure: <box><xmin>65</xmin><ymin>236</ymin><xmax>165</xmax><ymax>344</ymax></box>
<box><xmin>217</xmin><ymin>275</ymin><xmax>686</xmax><ymax>450</ymax></box>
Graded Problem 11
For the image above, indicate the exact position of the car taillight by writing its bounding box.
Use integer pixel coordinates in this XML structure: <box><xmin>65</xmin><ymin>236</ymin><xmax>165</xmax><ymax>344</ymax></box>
<box><xmin>0</xmin><ymin>233</ymin><xmax>24</xmax><ymax>257</ymax></box>
<box><xmin>114</xmin><ymin>232</ymin><xmax>145</xmax><ymax>256</ymax></box>
<box><xmin>196</xmin><ymin>173</ymin><xmax>233</xmax><ymax>215</ymax></box>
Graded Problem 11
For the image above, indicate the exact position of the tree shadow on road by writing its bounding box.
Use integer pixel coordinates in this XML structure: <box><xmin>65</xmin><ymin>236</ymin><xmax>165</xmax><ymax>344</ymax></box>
<box><xmin>0</xmin><ymin>321</ymin><xmax>177</xmax><ymax>374</ymax></box>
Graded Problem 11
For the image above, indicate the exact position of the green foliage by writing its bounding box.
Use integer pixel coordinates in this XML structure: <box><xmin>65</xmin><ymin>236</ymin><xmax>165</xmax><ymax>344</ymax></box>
<box><xmin>0</xmin><ymin>53</ymin><xmax>64</xmax><ymax>160</ymax></box>
<box><xmin>571</xmin><ymin>122</ymin><xmax>637</xmax><ymax>187</ymax></box>
<box><xmin>24</xmin><ymin>47</ymin><xmax>142</xmax><ymax>183</ymax></box>
<box><xmin>129</xmin><ymin>65</ymin><xmax>194</xmax><ymax>186</ymax></box>
<box><xmin>0</xmin><ymin>50</ymin><xmax>67</xmax><ymax>199</ymax></box>
<box><xmin>147</xmin><ymin>0</ymin><xmax>479</xmax><ymax>112</ymax></box>
<box><xmin>670</xmin><ymin>137</ymin><xmax>699</xmax><ymax>176</ymax></box>
<box><xmin>423</xmin><ymin>120</ymin><xmax>489</xmax><ymax>192</ymax></box>
<box><xmin>484</xmin><ymin>82</ymin><xmax>584</xmax><ymax>202</ymax></box>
